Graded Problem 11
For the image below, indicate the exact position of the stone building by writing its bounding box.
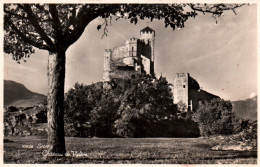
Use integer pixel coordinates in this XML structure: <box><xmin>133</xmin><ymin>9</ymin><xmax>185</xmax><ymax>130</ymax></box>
<box><xmin>173</xmin><ymin>73</ymin><xmax>190</xmax><ymax>109</ymax></box>
<box><xmin>173</xmin><ymin>73</ymin><xmax>219</xmax><ymax>111</ymax></box>
<box><xmin>103</xmin><ymin>26</ymin><xmax>155</xmax><ymax>81</ymax></box>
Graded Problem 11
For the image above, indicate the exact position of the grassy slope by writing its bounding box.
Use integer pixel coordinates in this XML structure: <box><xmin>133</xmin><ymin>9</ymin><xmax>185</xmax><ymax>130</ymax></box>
<box><xmin>4</xmin><ymin>80</ymin><xmax>46</xmax><ymax>107</ymax></box>
<box><xmin>4</xmin><ymin>136</ymin><xmax>257</xmax><ymax>164</ymax></box>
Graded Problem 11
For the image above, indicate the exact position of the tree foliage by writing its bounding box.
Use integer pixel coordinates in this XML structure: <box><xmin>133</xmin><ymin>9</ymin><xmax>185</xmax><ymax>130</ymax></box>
<box><xmin>4</xmin><ymin>4</ymin><xmax>244</xmax><ymax>62</ymax></box>
<box><xmin>64</xmin><ymin>74</ymin><xmax>179</xmax><ymax>137</ymax></box>
<box><xmin>192</xmin><ymin>98</ymin><xmax>235</xmax><ymax>136</ymax></box>
<box><xmin>113</xmin><ymin>75</ymin><xmax>175</xmax><ymax>137</ymax></box>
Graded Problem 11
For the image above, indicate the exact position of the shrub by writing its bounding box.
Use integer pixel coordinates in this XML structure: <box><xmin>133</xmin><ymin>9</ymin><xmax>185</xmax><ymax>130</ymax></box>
<box><xmin>231</xmin><ymin>120</ymin><xmax>257</xmax><ymax>149</ymax></box>
<box><xmin>5</xmin><ymin>106</ymin><xmax>18</xmax><ymax>112</ymax></box>
<box><xmin>112</xmin><ymin>74</ymin><xmax>176</xmax><ymax>137</ymax></box>
<box><xmin>192</xmin><ymin>98</ymin><xmax>235</xmax><ymax>136</ymax></box>
<box><xmin>64</xmin><ymin>82</ymin><xmax>105</xmax><ymax>137</ymax></box>
<box><xmin>177</xmin><ymin>101</ymin><xmax>187</xmax><ymax>113</ymax></box>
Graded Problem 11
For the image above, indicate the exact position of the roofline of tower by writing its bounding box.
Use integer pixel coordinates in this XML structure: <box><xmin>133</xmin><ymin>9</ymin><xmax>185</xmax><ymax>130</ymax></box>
<box><xmin>140</xmin><ymin>26</ymin><xmax>155</xmax><ymax>36</ymax></box>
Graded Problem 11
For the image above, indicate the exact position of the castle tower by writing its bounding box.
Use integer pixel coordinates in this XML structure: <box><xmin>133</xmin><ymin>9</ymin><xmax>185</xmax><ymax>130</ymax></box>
<box><xmin>103</xmin><ymin>49</ymin><xmax>112</xmax><ymax>81</ymax></box>
<box><xmin>140</xmin><ymin>26</ymin><xmax>155</xmax><ymax>75</ymax></box>
<box><xmin>124</xmin><ymin>38</ymin><xmax>141</xmax><ymax>71</ymax></box>
<box><xmin>173</xmin><ymin>73</ymin><xmax>189</xmax><ymax>111</ymax></box>
<box><xmin>125</xmin><ymin>38</ymin><xmax>138</xmax><ymax>58</ymax></box>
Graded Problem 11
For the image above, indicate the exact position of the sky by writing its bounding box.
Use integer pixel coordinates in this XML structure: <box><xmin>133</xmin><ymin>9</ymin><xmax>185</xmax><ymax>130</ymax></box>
<box><xmin>4</xmin><ymin>4</ymin><xmax>257</xmax><ymax>101</ymax></box>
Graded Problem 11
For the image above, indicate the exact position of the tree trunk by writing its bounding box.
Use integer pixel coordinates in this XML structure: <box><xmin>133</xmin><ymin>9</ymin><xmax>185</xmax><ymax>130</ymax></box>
<box><xmin>47</xmin><ymin>50</ymin><xmax>66</xmax><ymax>155</ymax></box>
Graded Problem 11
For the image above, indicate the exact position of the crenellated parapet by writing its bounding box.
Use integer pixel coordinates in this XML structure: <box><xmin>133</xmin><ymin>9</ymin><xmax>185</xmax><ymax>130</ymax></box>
<box><xmin>140</xmin><ymin>26</ymin><xmax>155</xmax><ymax>36</ymax></box>
<box><xmin>125</xmin><ymin>38</ymin><xmax>139</xmax><ymax>44</ymax></box>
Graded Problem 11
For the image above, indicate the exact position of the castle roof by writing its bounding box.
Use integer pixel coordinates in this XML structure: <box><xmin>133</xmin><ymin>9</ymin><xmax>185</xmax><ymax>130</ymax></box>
<box><xmin>140</xmin><ymin>26</ymin><xmax>155</xmax><ymax>35</ymax></box>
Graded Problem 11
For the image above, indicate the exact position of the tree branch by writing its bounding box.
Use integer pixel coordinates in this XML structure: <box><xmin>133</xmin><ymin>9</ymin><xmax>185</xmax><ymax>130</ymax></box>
<box><xmin>65</xmin><ymin>5</ymin><xmax>97</xmax><ymax>48</ymax></box>
<box><xmin>19</xmin><ymin>4</ymin><xmax>55</xmax><ymax>48</ymax></box>
<box><xmin>188</xmin><ymin>3</ymin><xmax>245</xmax><ymax>15</ymax></box>
<box><xmin>101</xmin><ymin>18</ymin><xmax>109</xmax><ymax>39</ymax></box>
<box><xmin>49</xmin><ymin>4</ymin><xmax>62</xmax><ymax>43</ymax></box>
<box><xmin>6</xmin><ymin>17</ymin><xmax>52</xmax><ymax>51</ymax></box>
<box><xmin>4</xmin><ymin>9</ymin><xmax>28</xmax><ymax>20</ymax></box>
<box><xmin>65</xmin><ymin>4</ymin><xmax>121</xmax><ymax>48</ymax></box>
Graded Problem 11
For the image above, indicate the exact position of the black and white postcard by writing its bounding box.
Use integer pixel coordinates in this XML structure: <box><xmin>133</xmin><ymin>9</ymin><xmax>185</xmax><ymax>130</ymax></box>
<box><xmin>2</xmin><ymin>1</ymin><xmax>258</xmax><ymax>165</ymax></box>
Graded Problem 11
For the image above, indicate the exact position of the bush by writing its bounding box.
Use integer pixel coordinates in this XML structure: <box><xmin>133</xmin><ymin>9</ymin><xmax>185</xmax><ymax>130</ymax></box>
<box><xmin>5</xmin><ymin>106</ymin><xmax>18</xmax><ymax>112</ymax></box>
<box><xmin>192</xmin><ymin>98</ymin><xmax>235</xmax><ymax>136</ymax></box>
<box><xmin>230</xmin><ymin>120</ymin><xmax>257</xmax><ymax>149</ymax></box>
<box><xmin>113</xmin><ymin>74</ymin><xmax>176</xmax><ymax>137</ymax></box>
<box><xmin>239</xmin><ymin>121</ymin><xmax>257</xmax><ymax>141</ymax></box>
<box><xmin>64</xmin><ymin>82</ymin><xmax>106</xmax><ymax>137</ymax></box>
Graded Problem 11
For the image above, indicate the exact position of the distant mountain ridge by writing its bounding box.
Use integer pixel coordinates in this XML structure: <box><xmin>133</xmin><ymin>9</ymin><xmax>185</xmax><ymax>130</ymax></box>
<box><xmin>232</xmin><ymin>96</ymin><xmax>257</xmax><ymax>121</ymax></box>
<box><xmin>4</xmin><ymin>80</ymin><xmax>46</xmax><ymax>107</ymax></box>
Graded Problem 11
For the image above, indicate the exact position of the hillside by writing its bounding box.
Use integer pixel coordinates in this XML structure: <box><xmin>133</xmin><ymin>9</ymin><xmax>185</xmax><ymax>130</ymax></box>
<box><xmin>232</xmin><ymin>96</ymin><xmax>257</xmax><ymax>121</ymax></box>
<box><xmin>4</xmin><ymin>80</ymin><xmax>46</xmax><ymax>107</ymax></box>
<box><xmin>189</xmin><ymin>89</ymin><xmax>219</xmax><ymax>110</ymax></box>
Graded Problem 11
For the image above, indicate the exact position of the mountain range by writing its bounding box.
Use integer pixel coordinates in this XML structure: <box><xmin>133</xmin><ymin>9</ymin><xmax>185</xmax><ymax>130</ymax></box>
<box><xmin>232</xmin><ymin>96</ymin><xmax>257</xmax><ymax>121</ymax></box>
<box><xmin>4</xmin><ymin>80</ymin><xmax>46</xmax><ymax>107</ymax></box>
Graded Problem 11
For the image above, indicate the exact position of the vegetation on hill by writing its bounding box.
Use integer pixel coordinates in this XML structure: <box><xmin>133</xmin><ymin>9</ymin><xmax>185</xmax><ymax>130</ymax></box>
<box><xmin>192</xmin><ymin>99</ymin><xmax>235</xmax><ymax>136</ymax></box>
<box><xmin>192</xmin><ymin>98</ymin><xmax>257</xmax><ymax>150</ymax></box>
<box><xmin>64</xmin><ymin>74</ymin><xmax>199</xmax><ymax>138</ymax></box>
<box><xmin>64</xmin><ymin>73</ymin><xmax>256</xmax><ymax>140</ymax></box>
<box><xmin>5</xmin><ymin>76</ymin><xmax>256</xmax><ymax>142</ymax></box>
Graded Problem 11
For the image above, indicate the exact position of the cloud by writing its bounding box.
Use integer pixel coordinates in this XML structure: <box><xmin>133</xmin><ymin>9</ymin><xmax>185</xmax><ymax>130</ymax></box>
<box><xmin>249</xmin><ymin>92</ymin><xmax>256</xmax><ymax>98</ymax></box>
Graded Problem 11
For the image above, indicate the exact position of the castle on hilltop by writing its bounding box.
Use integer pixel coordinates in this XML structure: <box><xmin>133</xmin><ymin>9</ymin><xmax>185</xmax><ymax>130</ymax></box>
<box><xmin>103</xmin><ymin>26</ymin><xmax>155</xmax><ymax>81</ymax></box>
<box><xmin>102</xmin><ymin>27</ymin><xmax>219</xmax><ymax>111</ymax></box>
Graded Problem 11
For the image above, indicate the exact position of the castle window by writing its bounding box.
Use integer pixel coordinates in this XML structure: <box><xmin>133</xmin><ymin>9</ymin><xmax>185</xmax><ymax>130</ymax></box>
<box><xmin>132</xmin><ymin>46</ymin><xmax>134</xmax><ymax>51</ymax></box>
<box><xmin>183</xmin><ymin>85</ymin><xmax>185</xmax><ymax>88</ymax></box>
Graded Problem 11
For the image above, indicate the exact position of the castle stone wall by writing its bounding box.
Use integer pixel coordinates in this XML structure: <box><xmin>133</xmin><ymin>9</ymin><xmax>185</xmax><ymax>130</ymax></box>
<box><xmin>173</xmin><ymin>73</ymin><xmax>219</xmax><ymax>111</ymax></box>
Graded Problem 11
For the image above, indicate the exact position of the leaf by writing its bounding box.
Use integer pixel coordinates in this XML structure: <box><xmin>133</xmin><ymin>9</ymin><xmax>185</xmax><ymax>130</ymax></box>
<box><xmin>97</xmin><ymin>25</ymin><xmax>101</xmax><ymax>30</ymax></box>
<box><xmin>134</xmin><ymin>17</ymin><xmax>138</xmax><ymax>24</ymax></box>
<box><xmin>130</xmin><ymin>18</ymin><xmax>134</xmax><ymax>23</ymax></box>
